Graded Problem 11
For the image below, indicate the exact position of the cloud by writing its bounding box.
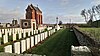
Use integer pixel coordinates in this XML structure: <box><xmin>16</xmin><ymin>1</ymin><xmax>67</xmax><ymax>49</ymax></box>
<box><xmin>43</xmin><ymin>14</ymin><xmax>86</xmax><ymax>24</ymax></box>
<box><xmin>59</xmin><ymin>15</ymin><xmax>85</xmax><ymax>23</ymax></box>
<box><xmin>0</xmin><ymin>7</ymin><xmax>23</xmax><ymax>23</ymax></box>
<box><xmin>91</xmin><ymin>0</ymin><xmax>100</xmax><ymax>5</ymax></box>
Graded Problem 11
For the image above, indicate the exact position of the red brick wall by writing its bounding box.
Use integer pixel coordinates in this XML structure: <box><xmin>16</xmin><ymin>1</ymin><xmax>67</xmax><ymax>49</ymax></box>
<box><xmin>26</xmin><ymin>7</ymin><xmax>43</xmax><ymax>25</ymax></box>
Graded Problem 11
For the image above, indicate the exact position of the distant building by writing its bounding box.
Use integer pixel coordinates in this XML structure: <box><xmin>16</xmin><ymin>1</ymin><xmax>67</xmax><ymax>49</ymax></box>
<box><xmin>12</xmin><ymin>19</ymin><xmax>19</xmax><ymax>27</ymax></box>
<box><xmin>0</xmin><ymin>23</ymin><xmax>11</xmax><ymax>28</ymax></box>
<box><xmin>25</xmin><ymin>4</ymin><xmax>43</xmax><ymax>29</ymax></box>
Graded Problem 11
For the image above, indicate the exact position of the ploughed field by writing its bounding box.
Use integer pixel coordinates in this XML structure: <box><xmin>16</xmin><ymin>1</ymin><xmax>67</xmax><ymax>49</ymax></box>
<box><xmin>79</xmin><ymin>28</ymin><xmax>100</xmax><ymax>42</ymax></box>
<box><xmin>25</xmin><ymin>29</ymin><xmax>79</xmax><ymax>56</ymax></box>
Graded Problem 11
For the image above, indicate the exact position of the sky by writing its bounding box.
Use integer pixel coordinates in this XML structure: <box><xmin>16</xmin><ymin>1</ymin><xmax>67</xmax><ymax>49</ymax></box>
<box><xmin>0</xmin><ymin>0</ymin><xmax>100</xmax><ymax>24</ymax></box>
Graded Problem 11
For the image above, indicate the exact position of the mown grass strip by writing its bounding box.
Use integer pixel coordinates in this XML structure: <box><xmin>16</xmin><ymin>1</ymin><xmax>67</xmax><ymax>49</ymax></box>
<box><xmin>25</xmin><ymin>29</ymin><xmax>79</xmax><ymax>56</ymax></box>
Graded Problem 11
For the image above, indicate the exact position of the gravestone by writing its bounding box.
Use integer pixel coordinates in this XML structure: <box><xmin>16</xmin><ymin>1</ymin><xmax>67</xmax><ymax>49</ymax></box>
<box><xmin>12</xmin><ymin>28</ymin><xmax>15</xmax><ymax>34</ymax></box>
<box><xmin>31</xmin><ymin>36</ymin><xmax>34</xmax><ymax>47</ymax></box>
<box><xmin>3</xmin><ymin>35</ymin><xmax>8</xmax><ymax>43</ymax></box>
<box><xmin>0</xmin><ymin>29</ymin><xmax>2</xmax><ymax>37</ymax></box>
<box><xmin>51</xmin><ymin>30</ymin><xmax>53</xmax><ymax>35</ymax></box>
<box><xmin>9</xmin><ymin>29</ymin><xmax>12</xmax><ymax>36</ymax></box>
<box><xmin>32</xmin><ymin>30</ymin><xmax>33</xmax><ymax>35</ymax></box>
<box><xmin>40</xmin><ymin>33</ymin><xmax>43</xmax><ymax>41</ymax></box>
<box><xmin>28</xmin><ymin>31</ymin><xmax>30</xmax><ymax>36</ymax></box>
<box><xmin>35</xmin><ymin>35</ymin><xmax>38</xmax><ymax>45</ymax></box>
<box><xmin>14</xmin><ymin>42</ymin><xmax>20</xmax><ymax>54</ymax></box>
<box><xmin>45</xmin><ymin>32</ymin><xmax>47</xmax><ymax>39</ymax></box>
<box><xmin>42</xmin><ymin>33</ymin><xmax>45</xmax><ymax>40</ymax></box>
<box><xmin>35</xmin><ymin>30</ymin><xmax>38</xmax><ymax>34</ymax></box>
<box><xmin>2</xmin><ymin>29</ymin><xmax>4</xmax><ymax>34</ymax></box>
<box><xmin>15</xmin><ymin>29</ymin><xmax>18</xmax><ymax>34</ymax></box>
<box><xmin>21</xmin><ymin>40</ymin><xmax>26</xmax><ymax>53</ymax></box>
<box><xmin>23</xmin><ymin>31</ymin><xmax>26</xmax><ymax>38</ymax></box>
<box><xmin>22</xmin><ymin>29</ymin><xmax>24</xmax><ymax>33</ymax></box>
<box><xmin>26</xmin><ymin>38</ymin><xmax>30</xmax><ymax>50</ymax></box>
<box><xmin>34</xmin><ymin>30</ymin><xmax>35</xmax><ymax>34</ymax></box>
<box><xmin>4</xmin><ymin>45</ymin><xmax>12</xmax><ymax>53</ymax></box>
<box><xmin>13</xmin><ymin>34</ymin><xmax>16</xmax><ymax>41</ymax></box>
<box><xmin>19</xmin><ymin>32</ymin><xmax>22</xmax><ymax>39</ymax></box>
<box><xmin>38</xmin><ymin>34</ymin><xmax>40</xmax><ymax>42</ymax></box>
<box><xmin>49</xmin><ymin>31</ymin><xmax>50</xmax><ymax>36</ymax></box>
<box><xmin>40</xmin><ymin>30</ymin><xmax>41</xmax><ymax>33</ymax></box>
<box><xmin>5</xmin><ymin>29</ymin><xmax>8</xmax><ymax>38</ymax></box>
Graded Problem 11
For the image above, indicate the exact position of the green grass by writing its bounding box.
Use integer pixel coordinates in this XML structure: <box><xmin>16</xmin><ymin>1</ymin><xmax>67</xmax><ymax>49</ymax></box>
<box><xmin>79</xmin><ymin>28</ymin><xmax>100</xmax><ymax>41</ymax></box>
<box><xmin>25</xmin><ymin>29</ymin><xmax>79</xmax><ymax>56</ymax></box>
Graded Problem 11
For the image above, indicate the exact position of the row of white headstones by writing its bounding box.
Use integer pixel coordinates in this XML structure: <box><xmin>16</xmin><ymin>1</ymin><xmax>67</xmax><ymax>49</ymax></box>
<box><xmin>0</xmin><ymin>28</ymin><xmax>57</xmax><ymax>54</ymax></box>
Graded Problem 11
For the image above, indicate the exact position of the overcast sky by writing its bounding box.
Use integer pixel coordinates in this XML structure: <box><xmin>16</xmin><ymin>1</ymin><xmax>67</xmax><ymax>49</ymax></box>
<box><xmin>0</xmin><ymin>0</ymin><xmax>99</xmax><ymax>24</ymax></box>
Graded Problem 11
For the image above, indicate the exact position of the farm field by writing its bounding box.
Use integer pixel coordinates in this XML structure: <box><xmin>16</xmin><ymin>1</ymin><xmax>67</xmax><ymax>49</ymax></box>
<box><xmin>79</xmin><ymin>28</ymin><xmax>100</xmax><ymax>42</ymax></box>
<box><xmin>24</xmin><ymin>29</ymin><xmax>79</xmax><ymax>56</ymax></box>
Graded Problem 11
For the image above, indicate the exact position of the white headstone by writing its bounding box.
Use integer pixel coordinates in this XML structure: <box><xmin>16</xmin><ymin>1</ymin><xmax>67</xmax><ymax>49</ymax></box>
<box><xmin>14</xmin><ymin>42</ymin><xmax>20</xmax><ymax>54</ymax></box>
<box><xmin>40</xmin><ymin>30</ymin><xmax>42</xmax><ymax>33</ymax></box>
<box><xmin>49</xmin><ymin>31</ymin><xmax>50</xmax><ymax>36</ymax></box>
<box><xmin>55</xmin><ymin>24</ymin><xmax>60</xmax><ymax>30</ymax></box>
<box><xmin>45</xmin><ymin>32</ymin><xmax>47</xmax><ymax>39</ymax></box>
<box><xmin>40</xmin><ymin>33</ymin><xmax>43</xmax><ymax>41</ymax></box>
<box><xmin>0</xmin><ymin>38</ymin><xmax>1</xmax><ymax>45</ymax></box>
<box><xmin>22</xmin><ymin>29</ymin><xmax>24</xmax><ymax>33</ymax></box>
<box><xmin>28</xmin><ymin>31</ymin><xmax>30</xmax><ymax>36</ymax></box>
<box><xmin>12</xmin><ymin>28</ymin><xmax>15</xmax><ymax>34</ymax></box>
<box><xmin>32</xmin><ymin>30</ymin><xmax>33</xmax><ymax>35</ymax></box>
<box><xmin>13</xmin><ymin>34</ymin><xmax>16</xmax><ymax>41</ymax></box>
<box><xmin>21</xmin><ymin>40</ymin><xmax>26</xmax><ymax>53</ymax></box>
<box><xmin>15</xmin><ymin>29</ymin><xmax>18</xmax><ymax>34</ymax></box>
<box><xmin>38</xmin><ymin>34</ymin><xmax>40</xmax><ymax>42</ymax></box>
<box><xmin>26</xmin><ymin>38</ymin><xmax>30</xmax><ymax>50</ymax></box>
<box><xmin>4</xmin><ymin>45</ymin><xmax>12</xmax><ymax>53</ymax></box>
<box><xmin>36</xmin><ymin>30</ymin><xmax>38</xmax><ymax>34</ymax></box>
<box><xmin>51</xmin><ymin>30</ymin><xmax>52</xmax><ymax>34</ymax></box>
<box><xmin>3</xmin><ymin>35</ymin><xmax>8</xmax><ymax>43</ymax></box>
<box><xmin>19</xmin><ymin>32</ymin><xmax>22</xmax><ymax>39</ymax></box>
<box><xmin>42</xmin><ymin>33</ymin><xmax>45</xmax><ymax>40</ymax></box>
<box><xmin>35</xmin><ymin>35</ymin><xmax>38</xmax><ymax>45</ymax></box>
<box><xmin>34</xmin><ymin>30</ymin><xmax>35</xmax><ymax>34</ymax></box>
<box><xmin>0</xmin><ymin>29</ymin><xmax>2</xmax><ymax>37</ymax></box>
<box><xmin>31</xmin><ymin>36</ymin><xmax>34</xmax><ymax>47</ymax></box>
<box><xmin>23</xmin><ymin>31</ymin><xmax>26</xmax><ymax>38</ymax></box>
<box><xmin>2</xmin><ymin>29</ymin><xmax>4</xmax><ymax>34</ymax></box>
<box><xmin>9</xmin><ymin>29</ymin><xmax>12</xmax><ymax>36</ymax></box>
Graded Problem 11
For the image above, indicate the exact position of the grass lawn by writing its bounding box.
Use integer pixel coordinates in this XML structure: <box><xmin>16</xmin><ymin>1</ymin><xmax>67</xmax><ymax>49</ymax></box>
<box><xmin>79</xmin><ymin>28</ymin><xmax>100</xmax><ymax>41</ymax></box>
<box><xmin>25</xmin><ymin>29</ymin><xmax>79</xmax><ymax>56</ymax></box>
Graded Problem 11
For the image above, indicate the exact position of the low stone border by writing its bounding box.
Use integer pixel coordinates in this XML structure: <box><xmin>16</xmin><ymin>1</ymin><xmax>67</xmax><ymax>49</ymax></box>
<box><xmin>73</xmin><ymin>27</ymin><xmax>100</xmax><ymax>56</ymax></box>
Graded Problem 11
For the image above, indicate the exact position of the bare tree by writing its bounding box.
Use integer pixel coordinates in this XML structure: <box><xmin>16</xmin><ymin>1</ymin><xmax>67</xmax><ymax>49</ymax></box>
<box><xmin>81</xmin><ymin>9</ymin><xmax>88</xmax><ymax>23</ymax></box>
<box><xmin>92</xmin><ymin>6</ymin><xmax>97</xmax><ymax>20</ymax></box>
